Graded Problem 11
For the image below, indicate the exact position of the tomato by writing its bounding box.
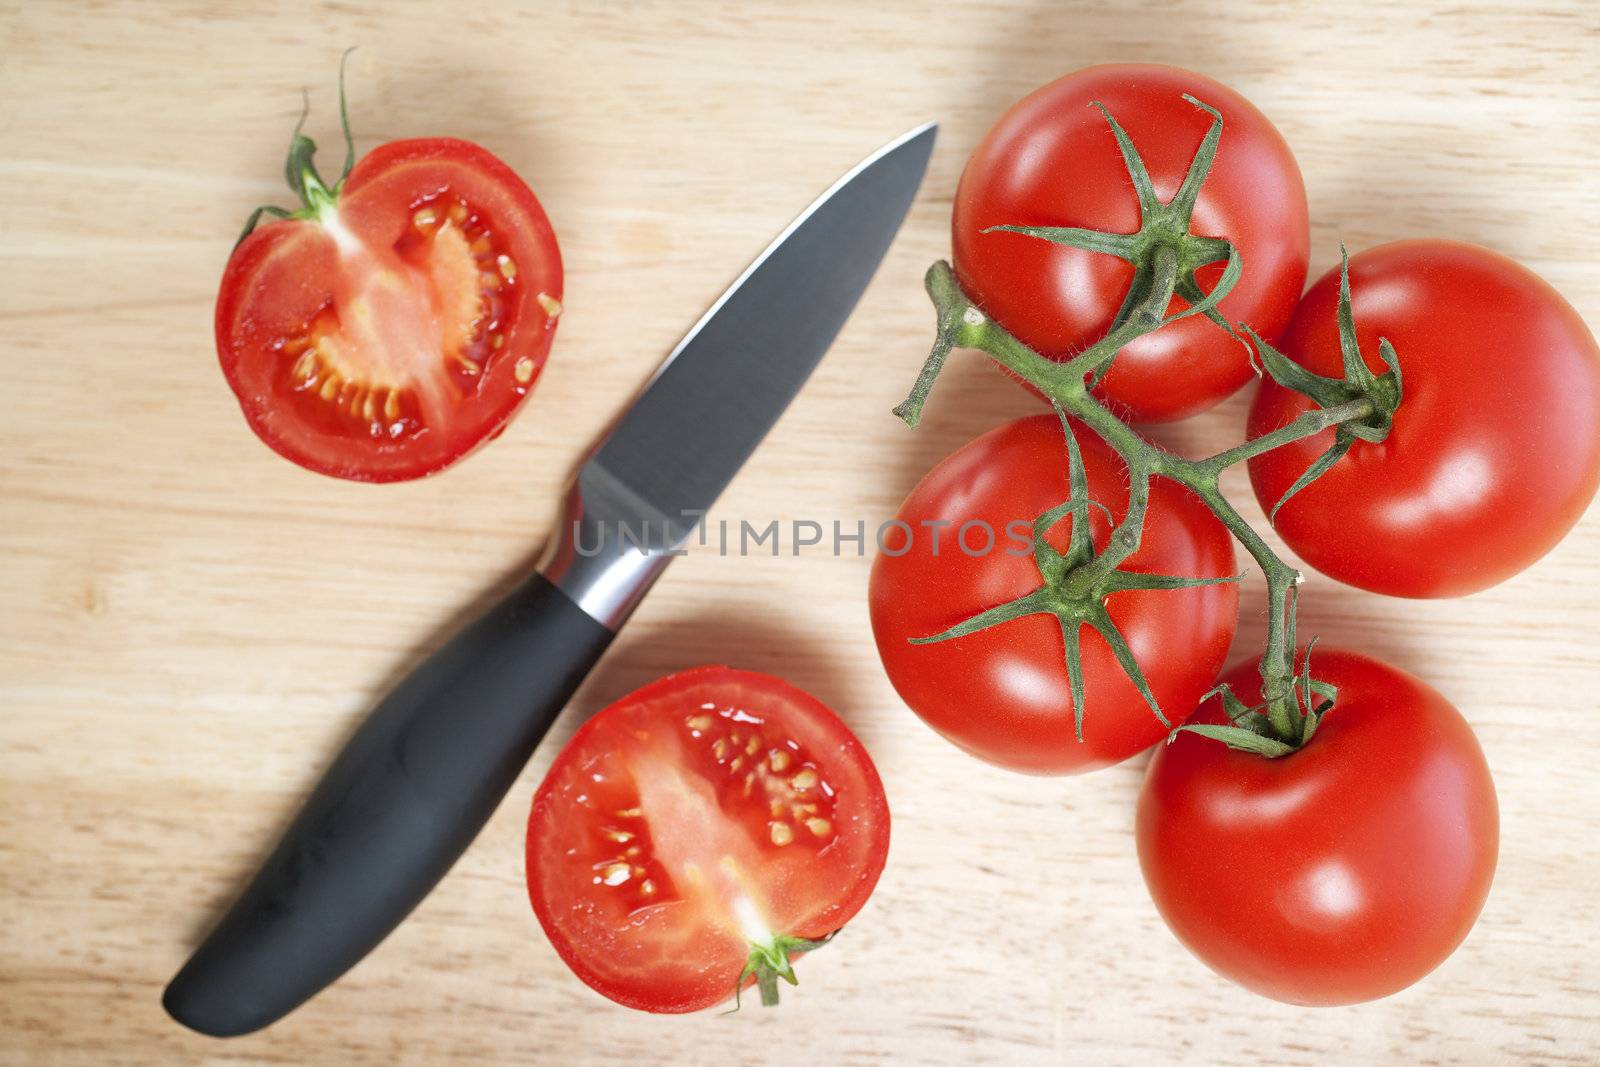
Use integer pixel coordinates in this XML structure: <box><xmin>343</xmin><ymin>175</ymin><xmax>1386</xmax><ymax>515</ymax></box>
<box><xmin>1248</xmin><ymin>240</ymin><xmax>1600</xmax><ymax>597</ymax></box>
<box><xmin>869</xmin><ymin>414</ymin><xmax>1238</xmax><ymax>775</ymax></box>
<box><xmin>1138</xmin><ymin>648</ymin><xmax>1498</xmax><ymax>1005</ymax></box>
<box><xmin>952</xmin><ymin>64</ymin><xmax>1308</xmax><ymax>423</ymax></box>
<box><xmin>218</xmin><ymin>138</ymin><xmax>562</xmax><ymax>481</ymax></box>
<box><xmin>525</xmin><ymin>667</ymin><xmax>889</xmax><ymax>1013</ymax></box>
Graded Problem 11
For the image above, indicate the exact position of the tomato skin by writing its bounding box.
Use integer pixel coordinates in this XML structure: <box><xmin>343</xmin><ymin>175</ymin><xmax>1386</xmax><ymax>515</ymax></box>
<box><xmin>1137</xmin><ymin>649</ymin><xmax>1498</xmax><ymax>1006</ymax></box>
<box><xmin>953</xmin><ymin>64</ymin><xmax>1308</xmax><ymax>423</ymax></box>
<box><xmin>525</xmin><ymin>667</ymin><xmax>888</xmax><ymax>1014</ymax></box>
<box><xmin>1248</xmin><ymin>240</ymin><xmax>1600</xmax><ymax>597</ymax></box>
<box><xmin>217</xmin><ymin>137</ymin><xmax>561</xmax><ymax>482</ymax></box>
<box><xmin>869</xmin><ymin>415</ymin><xmax>1238</xmax><ymax>775</ymax></box>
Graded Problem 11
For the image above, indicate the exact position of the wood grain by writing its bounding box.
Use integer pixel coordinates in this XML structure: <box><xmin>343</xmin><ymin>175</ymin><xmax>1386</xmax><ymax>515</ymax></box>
<box><xmin>4</xmin><ymin>1</ymin><xmax>1599</xmax><ymax>1063</ymax></box>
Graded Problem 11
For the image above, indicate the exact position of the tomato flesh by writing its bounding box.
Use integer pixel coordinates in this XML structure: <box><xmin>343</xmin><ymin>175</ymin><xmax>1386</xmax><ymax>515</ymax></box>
<box><xmin>1138</xmin><ymin>649</ymin><xmax>1498</xmax><ymax>1005</ymax></box>
<box><xmin>217</xmin><ymin>138</ymin><xmax>561</xmax><ymax>481</ymax></box>
<box><xmin>526</xmin><ymin>667</ymin><xmax>889</xmax><ymax>1013</ymax></box>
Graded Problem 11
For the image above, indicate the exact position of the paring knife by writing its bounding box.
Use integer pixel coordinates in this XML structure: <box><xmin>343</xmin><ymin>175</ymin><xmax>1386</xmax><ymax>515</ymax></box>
<box><xmin>163</xmin><ymin>122</ymin><xmax>936</xmax><ymax>1037</ymax></box>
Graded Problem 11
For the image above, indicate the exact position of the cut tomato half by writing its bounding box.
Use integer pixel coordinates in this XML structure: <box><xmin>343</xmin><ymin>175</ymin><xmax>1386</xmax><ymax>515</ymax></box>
<box><xmin>216</xmin><ymin>137</ymin><xmax>561</xmax><ymax>481</ymax></box>
<box><xmin>525</xmin><ymin>667</ymin><xmax>890</xmax><ymax>1013</ymax></box>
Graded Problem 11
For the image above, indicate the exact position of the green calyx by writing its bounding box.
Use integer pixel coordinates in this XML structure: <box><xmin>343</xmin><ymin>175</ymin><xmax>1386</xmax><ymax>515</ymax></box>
<box><xmin>893</xmin><ymin>94</ymin><xmax>1246</xmax><ymax>432</ymax></box>
<box><xmin>731</xmin><ymin>932</ymin><xmax>835</xmax><ymax>1010</ymax></box>
<box><xmin>235</xmin><ymin>48</ymin><xmax>359</xmax><ymax>247</ymax></box>
<box><xmin>982</xmin><ymin>94</ymin><xmax>1247</xmax><ymax>387</ymax></box>
<box><xmin>1254</xmin><ymin>245</ymin><xmax>1405</xmax><ymax>523</ymax></box>
<box><xmin>1172</xmin><ymin>636</ymin><xmax>1338</xmax><ymax>758</ymax></box>
<box><xmin>909</xmin><ymin>404</ymin><xmax>1244</xmax><ymax>740</ymax></box>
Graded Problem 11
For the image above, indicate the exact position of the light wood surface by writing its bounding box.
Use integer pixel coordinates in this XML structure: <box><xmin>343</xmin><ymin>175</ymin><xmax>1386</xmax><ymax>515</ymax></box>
<box><xmin>5</xmin><ymin>1</ymin><xmax>1600</xmax><ymax>1063</ymax></box>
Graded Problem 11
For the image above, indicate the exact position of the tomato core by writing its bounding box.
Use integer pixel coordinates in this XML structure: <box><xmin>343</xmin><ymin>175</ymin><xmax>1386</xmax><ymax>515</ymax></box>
<box><xmin>277</xmin><ymin>195</ymin><xmax>526</xmax><ymax>444</ymax></box>
<box><xmin>566</xmin><ymin>697</ymin><xmax>842</xmax><ymax>940</ymax></box>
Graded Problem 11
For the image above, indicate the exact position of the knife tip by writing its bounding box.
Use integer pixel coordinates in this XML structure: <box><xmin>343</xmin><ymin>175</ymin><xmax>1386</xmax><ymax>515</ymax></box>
<box><xmin>900</xmin><ymin>120</ymin><xmax>939</xmax><ymax>146</ymax></box>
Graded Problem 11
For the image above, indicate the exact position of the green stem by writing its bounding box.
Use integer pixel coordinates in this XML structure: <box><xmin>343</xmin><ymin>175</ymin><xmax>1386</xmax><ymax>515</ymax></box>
<box><xmin>298</xmin><ymin>167</ymin><xmax>339</xmax><ymax>221</ymax></box>
<box><xmin>237</xmin><ymin>61</ymin><xmax>358</xmax><ymax>245</ymax></box>
<box><xmin>1054</xmin><ymin>249</ymin><xmax>1179</xmax><ymax>590</ymax></box>
<box><xmin>731</xmin><ymin>932</ymin><xmax>835</xmax><ymax>1011</ymax></box>
<box><xmin>756</xmin><ymin>968</ymin><xmax>780</xmax><ymax>1006</ymax></box>
<box><xmin>1059</xmin><ymin>242</ymin><xmax>1180</xmax><ymax>383</ymax></box>
<box><xmin>1200</xmin><ymin>491</ymin><xmax>1301</xmax><ymax>735</ymax></box>
<box><xmin>908</xmin><ymin>261</ymin><xmax>1379</xmax><ymax>735</ymax></box>
<box><xmin>1200</xmin><ymin>397</ymin><xmax>1374</xmax><ymax>473</ymax></box>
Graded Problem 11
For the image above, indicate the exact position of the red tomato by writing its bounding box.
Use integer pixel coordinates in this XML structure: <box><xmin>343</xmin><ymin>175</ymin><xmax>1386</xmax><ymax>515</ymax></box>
<box><xmin>953</xmin><ymin>64</ymin><xmax>1308</xmax><ymax>423</ymax></box>
<box><xmin>1138</xmin><ymin>648</ymin><xmax>1498</xmax><ymax>1005</ymax></box>
<box><xmin>217</xmin><ymin>138</ymin><xmax>562</xmax><ymax>481</ymax></box>
<box><xmin>525</xmin><ymin>667</ymin><xmax>889</xmax><ymax>1013</ymax></box>
<box><xmin>869</xmin><ymin>414</ymin><xmax>1238</xmax><ymax>775</ymax></box>
<box><xmin>1248</xmin><ymin>240</ymin><xmax>1600</xmax><ymax>597</ymax></box>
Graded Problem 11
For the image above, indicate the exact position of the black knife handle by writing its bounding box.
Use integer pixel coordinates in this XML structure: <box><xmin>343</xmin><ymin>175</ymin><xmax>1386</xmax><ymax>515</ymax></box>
<box><xmin>163</xmin><ymin>571</ymin><xmax>613</xmax><ymax>1037</ymax></box>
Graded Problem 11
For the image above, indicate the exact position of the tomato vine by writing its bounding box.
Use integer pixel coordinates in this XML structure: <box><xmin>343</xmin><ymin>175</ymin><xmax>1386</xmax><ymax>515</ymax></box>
<box><xmin>892</xmin><ymin>95</ymin><xmax>1396</xmax><ymax>754</ymax></box>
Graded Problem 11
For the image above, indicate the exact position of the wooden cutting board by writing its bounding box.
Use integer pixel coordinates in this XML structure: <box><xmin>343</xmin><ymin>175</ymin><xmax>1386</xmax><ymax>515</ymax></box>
<box><xmin>5</xmin><ymin>1</ymin><xmax>1598</xmax><ymax>1063</ymax></box>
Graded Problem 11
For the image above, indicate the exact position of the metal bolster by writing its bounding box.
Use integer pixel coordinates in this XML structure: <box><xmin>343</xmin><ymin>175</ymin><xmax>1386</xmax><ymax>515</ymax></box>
<box><xmin>536</xmin><ymin>468</ymin><xmax>688</xmax><ymax>631</ymax></box>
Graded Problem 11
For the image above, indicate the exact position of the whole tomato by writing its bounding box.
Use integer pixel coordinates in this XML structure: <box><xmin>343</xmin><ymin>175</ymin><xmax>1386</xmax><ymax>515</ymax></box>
<box><xmin>869</xmin><ymin>414</ymin><xmax>1238</xmax><ymax>775</ymax></box>
<box><xmin>1138</xmin><ymin>648</ymin><xmax>1498</xmax><ymax>1005</ymax></box>
<box><xmin>1248</xmin><ymin>240</ymin><xmax>1600</xmax><ymax>597</ymax></box>
<box><xmin>953</xmin><ymin>63</ymin><xmax>1308</xmax><ymax>422</ymax></box>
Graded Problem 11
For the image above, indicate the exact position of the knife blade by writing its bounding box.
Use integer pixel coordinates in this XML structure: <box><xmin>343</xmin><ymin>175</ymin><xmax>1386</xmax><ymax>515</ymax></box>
<box><xmin>163</xmin><ymin>122</ymin><xmax>936</xmax><ymax>1037</ymax></box>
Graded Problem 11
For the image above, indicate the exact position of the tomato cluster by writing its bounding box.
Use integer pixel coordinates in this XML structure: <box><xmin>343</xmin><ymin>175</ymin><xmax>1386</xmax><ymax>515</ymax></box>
<box><xmin>872</xmin><ymin>64</ymin><xmax>1600</xmax><ymax>1005</ymax></box>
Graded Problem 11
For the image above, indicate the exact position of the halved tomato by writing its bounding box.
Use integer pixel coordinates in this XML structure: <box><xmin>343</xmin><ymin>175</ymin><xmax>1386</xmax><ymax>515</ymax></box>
<box><xmin>525</xmin><ymin>667</ymin><xmax>890</xmax><ymax>1013</ymax></box>
<box><xmin>217</xmin><ymin>137</ymin><xmax>562</xmax><ymax>481</ymax></box>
